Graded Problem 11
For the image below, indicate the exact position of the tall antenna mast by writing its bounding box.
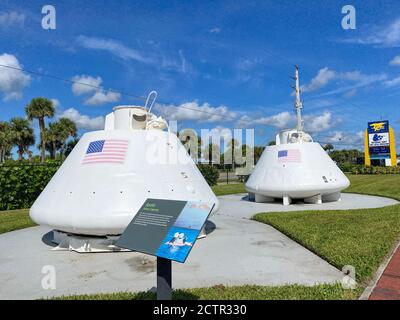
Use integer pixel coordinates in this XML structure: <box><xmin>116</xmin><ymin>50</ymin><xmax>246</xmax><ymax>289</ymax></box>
<box><xmin>294</xmin><ymin>65</ymin><xmax>303</xmax><ymax>132</ymax></box>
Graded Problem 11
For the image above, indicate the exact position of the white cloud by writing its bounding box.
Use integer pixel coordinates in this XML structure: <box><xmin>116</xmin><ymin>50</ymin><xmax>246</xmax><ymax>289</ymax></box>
<box><xmin>156</xmin><ymin>101</ymin><xmax>236</xmax><ymax>123</ymax></box>
<box><xmin>59</xmin><ymin>108</ymin><xmax>104</xmax><ymax>131</ymax></box>
<box><xmin>236</xmin><ymin>111</ymin><xmax>336</xmax><ymax>133</ymax></box>
<box><xmin>51</xmin><ymin>98</ymin><xmax>60</xmax><ymax>109</ymax></box>
<box><xmin>160</xmin><ymin>50</ymin><xmax>193</xmax><ymax>74</ymax></box>
<box><xmin>253</xmin><ymin>112</ymin><xmax>295</xmax><ymax>128</ymax></box>
<box><xmin>77</xmin><ymin>35</ymin><xmax>153</xmax><ymax>64</ymax></box>
<box><xmin>390</xmin><ymin>55</ymin><xmax>400</xmax><ymax>66</ymax></box>
<box><xmin>84</xmin><ymin>91</ymin><xmax>120</xmax><ymax>106</ymax></box>
<box><xmin>236</xmin><ymin>58</ymin><xmax>262</xmax><ymax>72</ymax></box>
<box><xmin>324</xmin><ymin>130</ymin><xmax>364</xmax><ymax>148</ymax></box>
<box><xmin>304</xmin><ymin>112</ymin><xmax>335</xmax><ymax>133</ymax></box>
<box><xmin>0</xmin><ymin>53</ymin><xmax>31</xmax><ymax>100</ymax></box>
<box><xmin>384</xmin><ymin>76</ymin><xmax>400</xmax><ymax>87</ymax></box>
<box><xmin>301</xmin><ymin>67</ymin><xmax>336</xmax><ymax>93</ymax></box>
<box><xmin>71</xmin><ymin>74</ymin><xmax>121</xmax><ymax>106</ymax></box>
<box><xmin>77</xmin><ymin>36</ymin><xmax>193</xmax><ymax>75</ymax></box>
<box><xmin>203</xmin><ymin>126</ymin><xmax>233</xmax><ymax>143</ymax></box>
<box><xmin>340</xmin><ymin>70</ymin><xmax>381</xmax><ymax>82</ymax></box>
<box><xmin>209</xmin><ymin>27</ymin><xmax>221</xmax><ymax>34</ymax></box>
<box><xmin>325</xmin><ymin>131</ymin><xmax>345</xmax><ymax>143</ymax></box>
<box><xmin>317</xmin><ymin>71</ymin><xmax>386</xmax><ymax>97</ymax></box>
<box><xmin>236</xmin><ymin>111</ymin><xmax>296</xmax><ymax>129</ymax></box>
<box><xmin>343</xmin><ymin>18</ymin><xmax>400</xmax><ymax>48</ymax></box>
<box><xmin>343</xmin><ymin>88</ymin><xmax>357</xmax><ymax>98</ymax></box>
<box><xmin>236</xmin><ymin>115</ymin><xmax>253</xmax><ymax>128</ymax></box>
<box><xmin>71</xmin><ymin>75</ymin><xmax>102</xmax><ymax>96</ymax></box>
<box><xmin>0</xmin><ymin>11</ymin><xmax>25</xmax><ymax>28</ymax></box>
<box><xmin>300</xmin><ymin>68</ymin><xmax>385</xmax><ymax>96</ymax></box>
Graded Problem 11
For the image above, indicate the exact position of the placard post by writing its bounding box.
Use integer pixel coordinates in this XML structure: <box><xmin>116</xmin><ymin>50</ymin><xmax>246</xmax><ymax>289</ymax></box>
<box><xmin>157</xmin><ymin>257</ymin><xmax>172</xmax><ymax>300</ymax></box>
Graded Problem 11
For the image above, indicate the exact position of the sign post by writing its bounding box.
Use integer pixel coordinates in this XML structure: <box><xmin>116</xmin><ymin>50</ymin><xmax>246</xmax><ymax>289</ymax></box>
<box><xmin>157</xmin><ymin>257</ymin><xmax>172</xmax><ymax>300</ymax></box>
<box><xmin>116</xmin><ymin>199</ymin><xmax>214</xmax><ymax>300</ymax></box>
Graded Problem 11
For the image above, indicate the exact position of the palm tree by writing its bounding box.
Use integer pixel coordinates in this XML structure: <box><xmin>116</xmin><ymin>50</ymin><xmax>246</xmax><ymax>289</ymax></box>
<box><xmin>179</xmin><ymin>129</ymin><xmax>200</xmax><ymax>161</ymax></box>
<box><xmin>0</xmin><ymin>121</ymin><xmax>14</xmax><ymax>163</ymax></box>
<box><xmin>323</xmin><ymin>143</ymin><xmax>334</xmax><ymax>154</ymax></box>
<box><xmin>45</xmin><ymin>124</ymin><xmax>60</xmax><ymax>159</ymax></box>
<box><xmin>10</xmin><ymin>117</ymin><xmax>35</xmax><ymax>161</ymax></box>
<box><xmin>45</xmin><ymin>118</ymin><xmax>77</xmax><ymax>160</ymax></box>
<box><xmin>203</xmin><ymin>143</ymin><xmax>220</xmax><ymax>166</ymax></box>
<box><xmin>253</xmin><ymin>146</ymin><xmax>265</xmax><ymax>165</ymax></box>
<box><xmin>225</xmin><ymin>138</ymin><xmax>240</xmax><ymax>170</ymax></box>
<box><xmin>25</xmin><ymin>98</ymin><xmax>55</xmax><ymax>163</ymax></box>
<box><xmin>64</xmin><ymin>137</ymin><xmax>80</xmax><ymax>157</ymax></box>
<box><xmin>57</xmin><ymin>118</ymin><xmax>77</xmax><ymax>160</ymax></box>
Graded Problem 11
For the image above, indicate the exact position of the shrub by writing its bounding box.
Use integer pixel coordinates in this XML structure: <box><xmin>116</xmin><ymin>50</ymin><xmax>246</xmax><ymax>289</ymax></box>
<box><xmin>0</xmin><ymin>161</ymin><xmax>60</xmax><ymax>210</ymax></box>
<box><xmin>348</xmin><ymin>164</ymin><xmax>400</xmax><ymax>175</ymax></box>
<box><xmin>237</xmin><ymin>175</ymin><xmax>250</xmax><ymax>183</ymax></box>
<box><xmin>197</xmin><ymin>164</ymin><xmax>219</xmax><ymax>186</ymax></box>
<box><xmin>338</xmin><ymin>162</ymin><xmax>354</xmax><ymax>173</ymax></box>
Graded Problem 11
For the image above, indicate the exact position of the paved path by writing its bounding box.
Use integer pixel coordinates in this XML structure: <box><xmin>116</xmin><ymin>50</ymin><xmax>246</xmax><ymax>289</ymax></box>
<box><xmin>369</xmin><ymin>245</ymin><xmax>400</xmax><ymax>300</ymax></box>
<box><xmin>217</xmin><ymin>193</ymin><xmax>398</xmax><ymax>219</ymax></box>
<box><xmin>0</xmin><ymin>193</ymin><xmax>396</xmax><ymax>299</ymax></box>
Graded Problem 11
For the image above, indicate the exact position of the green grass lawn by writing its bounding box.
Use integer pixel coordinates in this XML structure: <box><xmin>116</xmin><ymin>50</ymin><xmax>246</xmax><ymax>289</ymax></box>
<box><xmin>212</xmin><ymin>183</ymin><xmax>246</xmax><ymax>196</ymax></box>
<box><xmin>253</xmin><ymin>174</ymin><xmax>400</xmax><ymax>291</ymax></box>
<box><xmin>212</xmin><ymin>174</ymin><xmax>400</xmax><ymax>200</ymax></box>
<box><xmin>0</xmin><ymin>209</ymin><xmax>35</xmax><ymax>234</ymax></box>
<box><xmin>254</xmin><ymin>205</ymin><xmax>400</xmax><ymax>285</ymax></box>
<box><xmin>56</xmin><ymin>283</ymin><xmax>359</xmax><ymax>300</ymax></box>
<box><xmin>344</xmin><ymin>174</ymin><xmax>400</xmax><ymax>200</ymax></box>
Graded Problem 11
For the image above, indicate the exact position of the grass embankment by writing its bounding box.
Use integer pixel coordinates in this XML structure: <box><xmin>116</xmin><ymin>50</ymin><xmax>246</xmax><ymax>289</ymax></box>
<box><xmin>0</xmin><ymin>209</ymin><xmax>35</xmax><ymax>234</ymax></box>
<box><xmin>254</xmin><ymin>174</ymin><xmax>400</xmax><ymax>289</ymax></box>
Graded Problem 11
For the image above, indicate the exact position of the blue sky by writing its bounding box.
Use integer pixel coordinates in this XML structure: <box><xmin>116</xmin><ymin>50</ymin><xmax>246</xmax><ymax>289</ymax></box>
<box><xmin>1</xmin><ymin>0</ymin><xmax>400</xmax><ymax>152</ymax></box>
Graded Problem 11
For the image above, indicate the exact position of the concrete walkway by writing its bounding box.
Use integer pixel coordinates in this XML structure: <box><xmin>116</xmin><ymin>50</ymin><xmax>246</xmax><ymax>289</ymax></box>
<box><xmin>217</xmin><ymin>193</ymin><xmax>398</xmax><ymax>219</ymax></box>
<box><xmin>0</xmin><ymin>193</ymin><xmax>396</xmax><ymax>299</ymax></box>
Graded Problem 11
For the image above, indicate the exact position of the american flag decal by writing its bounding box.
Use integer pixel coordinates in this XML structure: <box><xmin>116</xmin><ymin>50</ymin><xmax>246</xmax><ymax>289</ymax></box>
<box><xmin>278</xmin><ymin>149</ymin><xmax>301</xmax><ymax>163</ymax></box>
<box><xmin>82</xmin><ymin>139</ymin><xmax>129</xmax><ymax>165</ymax></box>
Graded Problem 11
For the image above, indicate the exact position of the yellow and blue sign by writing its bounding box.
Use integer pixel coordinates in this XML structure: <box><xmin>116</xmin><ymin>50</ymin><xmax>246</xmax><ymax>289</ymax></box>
<box><xmin>365</xmin><ymin>120</ymin><xmax>397</xmax><ymax>166</ymax></box>
<box><xmin>367</xmin><ymin>121</ymin><xmax>390</xmax><ymax>155</ymax></box>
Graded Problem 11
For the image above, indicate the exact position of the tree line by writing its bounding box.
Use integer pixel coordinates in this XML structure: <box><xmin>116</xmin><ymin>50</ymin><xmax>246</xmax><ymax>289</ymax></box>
<box><xmin>0</xmin><ymin>97</ymin><xmax>78</xmax><ymax>163</ymax></box>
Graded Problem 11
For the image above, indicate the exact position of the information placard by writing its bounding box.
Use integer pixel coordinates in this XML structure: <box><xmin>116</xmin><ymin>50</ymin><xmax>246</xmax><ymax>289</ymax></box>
<box><xmin>116</xmin><ymin>199</ymin><xmax>214</xmax><ymax>263</ymax></box>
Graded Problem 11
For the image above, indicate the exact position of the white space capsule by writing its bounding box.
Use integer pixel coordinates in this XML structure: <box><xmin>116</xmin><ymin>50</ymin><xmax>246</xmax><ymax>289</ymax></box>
<box><xmin>30</xmin><ymin>94</ymin><xmax>219</xmax><ymax>242</ymax></box>
<box><xmin>246</xmin><ymin>67</ymin><xmax>350</xmax><ymax>205</ymax></box>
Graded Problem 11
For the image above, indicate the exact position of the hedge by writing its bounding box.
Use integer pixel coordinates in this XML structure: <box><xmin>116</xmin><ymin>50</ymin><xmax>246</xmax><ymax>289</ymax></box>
<box><xmin>0</xmin><ymin>162</ymin><xmax>60</xmax><ymax>211</ymax></box>
<box><xmin>352</xmin><ymin>166</ymin><xmax>400</xmax><ymax>175</ymax></box>
<box><xmin>341</xmin><ymin>164</ymin><xmax>400</xmax><ymax>175</ymax></box>
<box><xmin>197</xmin><ymin>164</ymin><xmax>219</xmax><ymax>186</ymax></box>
